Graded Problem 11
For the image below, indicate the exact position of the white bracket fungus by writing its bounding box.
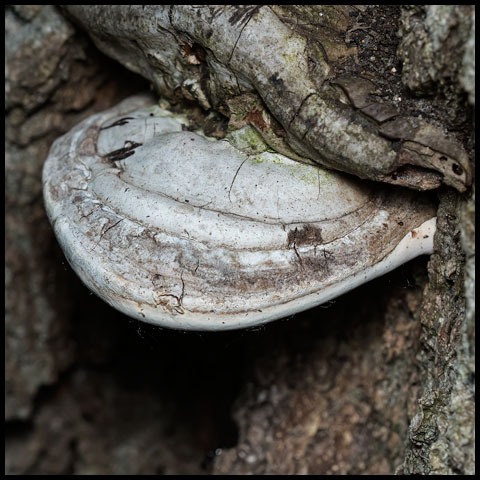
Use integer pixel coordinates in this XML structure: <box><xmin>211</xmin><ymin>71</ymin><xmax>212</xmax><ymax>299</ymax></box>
<box><xmin>43</xmin><ymin>95</ymin><xmax>437</xmax><ymax>330</ymax></box>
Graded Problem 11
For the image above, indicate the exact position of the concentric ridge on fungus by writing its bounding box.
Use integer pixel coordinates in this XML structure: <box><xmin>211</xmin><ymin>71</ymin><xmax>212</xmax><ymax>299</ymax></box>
<box><xmin>43</xmin><ymin>95</ymin><xmax>437</xmax><ymax>331</ymax></box>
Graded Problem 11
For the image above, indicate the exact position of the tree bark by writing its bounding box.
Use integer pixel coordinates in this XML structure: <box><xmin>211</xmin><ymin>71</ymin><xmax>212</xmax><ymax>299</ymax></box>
<box><xmin>5</xmin><ymin>5</ymin><xmax>474</xmax><ymax>475</ymax></box>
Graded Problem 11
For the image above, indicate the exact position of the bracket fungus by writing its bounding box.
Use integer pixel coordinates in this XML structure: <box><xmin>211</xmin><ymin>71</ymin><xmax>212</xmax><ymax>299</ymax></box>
<box><xmin>43</xmin><ymin>95</ymin><xmax>437</xmax><ymax>330</ymax></box>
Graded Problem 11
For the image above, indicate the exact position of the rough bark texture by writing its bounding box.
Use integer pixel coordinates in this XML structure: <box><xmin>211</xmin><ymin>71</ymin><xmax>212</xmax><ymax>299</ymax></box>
<box><xmin>60</xmin><ymin>5</ymin><xmax>472</xmax><ymax>192</ymax></box>
<box><xmin>394</xmin><ymin>6</ymin><xmax>475</xmax><ymax>474</ymax></box>
<box><xmin>5</xmin><ymin>5</ymin><xmax>474</xmax><ymax>475</ymax></box>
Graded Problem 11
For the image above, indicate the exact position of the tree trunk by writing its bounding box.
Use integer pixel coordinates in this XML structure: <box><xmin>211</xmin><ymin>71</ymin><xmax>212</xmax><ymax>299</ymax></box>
<box><xmin>5</xmin><ymin>5</ymin><xmax>474</xmax><ymax>475</ymax></box>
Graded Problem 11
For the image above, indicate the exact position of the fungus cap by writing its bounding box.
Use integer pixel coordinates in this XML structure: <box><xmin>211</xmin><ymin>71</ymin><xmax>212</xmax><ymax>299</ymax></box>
<box><xmin>43</xmin><ymin>95</ymin><xmax>436</xmax><ymax>330</ymax></box>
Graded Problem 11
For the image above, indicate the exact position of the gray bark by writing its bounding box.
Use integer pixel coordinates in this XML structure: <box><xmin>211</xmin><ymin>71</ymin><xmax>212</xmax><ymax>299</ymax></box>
<box><xmin>5</xmin><ymin>5</ymin><xmax>474</xmax><ymax>475</ymax></box>
<box><xmin>62</xmin><ymin>5</ymin><xmax>472</xmax><ymax>192</ymax></box>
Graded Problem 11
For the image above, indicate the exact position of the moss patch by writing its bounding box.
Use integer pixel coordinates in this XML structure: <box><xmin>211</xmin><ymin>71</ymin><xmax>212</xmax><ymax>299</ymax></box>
<box><xmin>225</xmin><ymin>126</ymin><xmax>270</xmax><ymax>154</ymax></box>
